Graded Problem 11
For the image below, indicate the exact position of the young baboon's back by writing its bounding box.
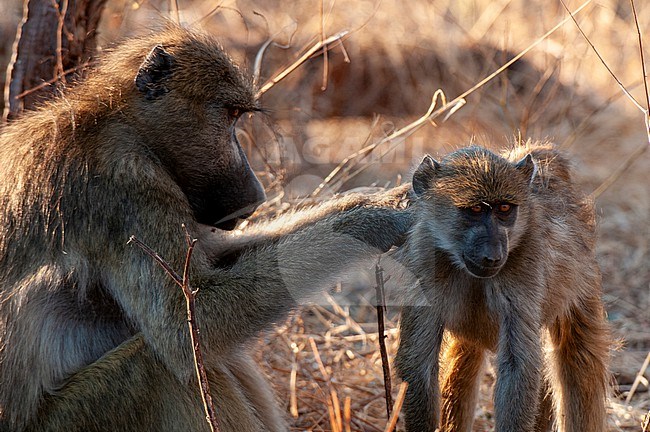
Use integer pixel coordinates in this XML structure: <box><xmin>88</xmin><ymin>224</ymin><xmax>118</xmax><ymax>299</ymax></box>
<box><xmin>396</xmin><ymin>143</ymin><xmax>609</xmax><ymax>432</ymax></box>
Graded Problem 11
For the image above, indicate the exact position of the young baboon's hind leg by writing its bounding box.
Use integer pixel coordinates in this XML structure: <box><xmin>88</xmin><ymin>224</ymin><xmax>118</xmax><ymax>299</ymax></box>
<box><xmin>396</xmin><ymin>306</ymin><xmax>444</xmax><ymax>432</ymax></box>
<box><xmin>439</xmin><ymin>336</ymin><xmax>485</xmax><ymax>432</ymax></box>
<box><xmin>547</xmin><ymin>294</ymin><xmax>610</xmax><ymax>432</ymax></box>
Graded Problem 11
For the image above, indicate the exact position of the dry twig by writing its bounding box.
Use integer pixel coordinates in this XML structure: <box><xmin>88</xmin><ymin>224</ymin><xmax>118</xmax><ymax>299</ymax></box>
<box><xmin>625</xmin><ymin>350</ymin><xmax>650</xmax><ymax>404</ymax></box>
<box><xmin>375</xmin><ymin>262</ymin><xmax>393</xmax><ymax>419</ymax></box>
<box><xmin>310</xmin><ymin>0</ymin><xmax>593</xmax><ymax>196</ymax></box>
<box><xmin>590</xmin><ymin>143</ymin><xmax>648</xmax><ymax>199</ymax></box>
<box><xmin>629</xmin><ymin>0</ymin><xmax>650</xmax><ymax>144</ymax></box>
<box><xmin>384</xmin><ymin>382</ymin><xmax>408</xmax><ymax>432</ymax></box>
<box><xmin>14</xmin><ymin>62</ymin><xmax>93</xmax><ymax>99</ymax></box>
<box><xmin>128</xmin><ymin>227</ymin><xmax>221</xmax><ymax>432</ymax></box>
<box><xmin>559</xmin><ymin>0</ymin><xmax>645</xmax><ymax>114</ymax></box>
<box><xmin>343</xmin><ymin>396</ymin><xmax>352</xmax><ymax>432</ymax></box>
<box><xmin>169</xmin><ymin>0</ymin><xmax>180</xmax><ymax>24</ymax></box>
<box><xmin>256</xmin><ymin>30</ymin><xmax>349</xmax><ymax>98</ymax></box>
<box><xmin>561</xmin><ymin>0</ymin><xmax>650</xmax><ymax>198</ymax></box>
<box><xmin>51</xmin><ymin>0</ymin><xmax>68</xmax><ymax>81</ymax></box>
<box><xmin>309</xmin><ymin>89</ymin><xmax>464</xmax><ymax>196</ymax></box>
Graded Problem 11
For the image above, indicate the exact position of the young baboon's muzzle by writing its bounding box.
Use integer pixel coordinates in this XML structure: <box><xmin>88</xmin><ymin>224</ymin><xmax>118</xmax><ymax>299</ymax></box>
<box><xmin>461</xmin><ymin>253</ymin><xmax>505</xmax><ymax>278</ymax></box>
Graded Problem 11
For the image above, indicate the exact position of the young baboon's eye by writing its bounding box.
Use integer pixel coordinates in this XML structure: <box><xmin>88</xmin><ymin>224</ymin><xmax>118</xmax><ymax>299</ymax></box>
<box><xmin>470</xmin><ymin>204</ymin><xmax>483</xmax><ymax>213</ymax></box>
<box><xmin>495</xmin><ymin>203</ymin><xmax>515</xmax><ymax>218</ymax></box>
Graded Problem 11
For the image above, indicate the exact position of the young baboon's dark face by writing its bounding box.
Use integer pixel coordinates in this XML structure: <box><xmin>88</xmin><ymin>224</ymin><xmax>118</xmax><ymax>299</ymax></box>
<box><xmin>133</xmin><ymin>37</ymin><xmax>265</xmax><ymax>230</ymax></box>
<box><xmin>412</xmin><ymin>146</ymin><xmax>536</xmax><ymax>278</ymax></box>
<box><xmin>455</xmin><ymin>201</ymin><xmax>518</xmax><ymax>278</ymax></box>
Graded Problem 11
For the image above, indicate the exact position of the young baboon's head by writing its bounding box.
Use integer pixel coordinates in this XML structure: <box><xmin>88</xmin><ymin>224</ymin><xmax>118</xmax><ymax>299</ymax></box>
<box><xmin>102</xmin><ymin>26</ymin><xmax>266</xmax><ymax>230</ymax></box>
<box><xmin>412</xmin><ymin>146</ymin><xmax>536</xmax><ymax>278</ymax></box>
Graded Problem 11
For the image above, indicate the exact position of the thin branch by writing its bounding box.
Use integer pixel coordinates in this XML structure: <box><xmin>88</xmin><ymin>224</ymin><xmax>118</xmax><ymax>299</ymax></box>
<box><xmin>182</xmin><ymin>224</ymin><xmax>197</xmax><ymax>292</ymax></box>
<box><xmin>327</xmin><ymin>395</ymin><xmax>341</xmax><ymax>432</ymax></box>
<box><xmin>625</xmin><ymin>350</ymin><xmax>650</xmax><ymax>404</ymax></box>
<box><xmin>310</xmin><ymin>0</ymin><xmax>593</xmax><ymax>197</ymax></box>
<box><xmin>127</xmin><ymin>235</ymin><xmax>182</xmax><ymax>285</ymax></box>
<box><xmin>559</xmin><ymin>0</ymin><xmax>645</xmax><ymax>113</ymax></box>
<box><xmin>128</xmin><ymin>232</ymin><xmax>220</xmax><ymax>432</ymax></box>
<box><xmin>629</xmin><ymin>0</ymin><xmax>650</xmax><ymax>144</ymax></box>
<box><xmin>252</xmin><ymin>22</ymin><xmax>296</xmax><ymax>89</ymax></box>
<box><xmin>255</xmin><ymin>30</ymin><xmax>349</xmax><ymax>98</ymax></box>
<box><xmin>52</xmin><ymin>0</ymin><xmax>68</xmax><ymax>80</ymax></box>
<box><xmin>590</xmin><ymin>142</ymin><xmax>648</xmax><ymax>199</ymax></box>
<box><xmin>320</xmin><ymin>0</ymin><xmax>329</xmax><ymax>91</ymax></box>
<box><xmin>170</xmin><ymin>0</ymin><xmax>180</xmax><ymax>24</ymax></box>
<box><xmin>375</xmin><ymin>262</ymin><xmax>393</xmax><ymax>419</ymax></box>
<box><xmin>309</xmin><ymin>89</ymin><xmax>463</xmax><ymax>197</ymax></box>
<box><xmin>14</xmin><ymin>62</ymin><xmax>93</xmax><ymax>99</ymax></box>
<box><xmin>193</xmin><ymin>5</ymin><xmax>248</xmax><ymax>32</ymax></box>
<box><xmin>195</xmin><ymin>2</ymin><xmax>222</xmax><ymax>25</ymax></box>
<box><xmin>559</xmin><ymin>0</ymin><xmax>650</xmax><ymax>212</ymax></box>
<box><xmin>330</xmin><ymin>388</ymin><xmax>342</xmax><ymax>432</ymax></box>
<box><xmin>181</xmin><ymin>237</ymin><xmax>219</xmax><ymax>431</ymax></box>
<box><xmin>253</xmin><ymin>39</ymin><xmax>275</xmax><ymax>89</ymax></box>
<box><xmin>455</xmin><ymin>0</ymin><xmax>592</xmax><ymax>105</ymax></box>
<box><xmin>289</xmin><ymin>351</ymin><xmax>299</xmax><ymax>418</ymax></box>
<box><xmin>309</xmin><ymin>336</ymin><xmax>331</xmax><ymax>381</ymax></box>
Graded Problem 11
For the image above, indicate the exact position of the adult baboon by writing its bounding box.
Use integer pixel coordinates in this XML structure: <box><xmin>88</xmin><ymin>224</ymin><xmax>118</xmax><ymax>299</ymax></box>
<box><xmin>0</xmin><ymin>26</ymin><xmax>412</xmax><ymax>431</ymax></box>
<box><xmin>395</xmin><ymin>143</ymin><xmax>610</xmax><ymax>431</ymax></box>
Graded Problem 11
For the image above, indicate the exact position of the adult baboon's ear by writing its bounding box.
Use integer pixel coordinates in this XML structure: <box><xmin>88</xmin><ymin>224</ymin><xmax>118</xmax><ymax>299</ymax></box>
<box><xmin>412</xmin><ymin>154</ymin><xmax>440</xmax><ymax>196</ymax></box>
<box><xmin>135</xmin><ymin>45</ymin><xmax>174</xmax><ymax>100</ymax></box>
<box><xmin>515</xmin><ymin>153</ymin><xmax>537</xmax><ymax>184</ymax></box>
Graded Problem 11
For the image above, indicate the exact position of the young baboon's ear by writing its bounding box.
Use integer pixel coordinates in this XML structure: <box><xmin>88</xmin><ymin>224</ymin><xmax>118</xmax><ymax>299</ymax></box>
<box><xmin>413</xmin><ymin>154</ymin><xmax>440</xmax><ymax>196</ymax></box>
<box><xmin>135</xmin><ymin>45</ymin><xmax>174</xmax><ymax>100</ymax></box>
<box><xmin>515</xmin><ymin>153</ymin><xmax>537</xmax><ymax>184</ymax></box>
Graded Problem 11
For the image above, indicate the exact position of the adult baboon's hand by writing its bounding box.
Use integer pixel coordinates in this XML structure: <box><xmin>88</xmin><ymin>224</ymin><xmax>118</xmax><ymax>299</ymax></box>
<box><xmin>333</xmin><ymin>187</ymin><xmax>414</xmax><ymax>253</ymax></box>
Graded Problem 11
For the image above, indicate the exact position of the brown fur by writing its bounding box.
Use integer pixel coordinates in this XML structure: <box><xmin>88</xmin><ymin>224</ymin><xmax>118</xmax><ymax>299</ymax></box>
<box><xmin>0</xmin><ymin>25</ymin><xmax>412</xmax><ymax>431</ymax></box>
<box><xmin>395</xmin><ymin>142</ymin><xmax>610</xmax><ymax>431</ymax></box>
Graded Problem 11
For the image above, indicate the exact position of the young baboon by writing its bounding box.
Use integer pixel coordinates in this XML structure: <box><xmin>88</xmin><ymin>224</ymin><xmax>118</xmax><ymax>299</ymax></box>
<box><xmin>0</xmin><ymin>26</ymin><xmax>412</xmax><ymax>431</ymax></box>
<box><xmin>395</xmin><ymin>143</ymin><xmax>610</xmax><ymax>431</ymax></box>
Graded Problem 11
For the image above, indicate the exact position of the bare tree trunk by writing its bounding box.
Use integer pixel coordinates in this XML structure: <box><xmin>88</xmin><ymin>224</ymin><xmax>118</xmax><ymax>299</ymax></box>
<box><xmin>3</xmin><ymin>0</ymin><xmax>107</xmax><ymax>122</ymax></box>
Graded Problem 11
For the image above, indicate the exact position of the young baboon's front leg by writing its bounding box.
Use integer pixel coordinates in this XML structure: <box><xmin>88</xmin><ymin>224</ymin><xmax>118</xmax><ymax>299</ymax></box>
<box><xmin>396</xmin><ymin>306</ymin><xmax>444</xmax><ymax>432</ymax></box>
<box><xmin>547</xmin><ymin>295</ymin><xmax>609</xmax><ymax>432</ymax></box>
<box><xmin>439</xmin><ymin>336</ymin><xmax>485</xmax><ymax>432</ymax></box>
<box><xmin>493</xmin><ymin>310</ymin><xmax>542</xmax><ymax>431</ymax></box>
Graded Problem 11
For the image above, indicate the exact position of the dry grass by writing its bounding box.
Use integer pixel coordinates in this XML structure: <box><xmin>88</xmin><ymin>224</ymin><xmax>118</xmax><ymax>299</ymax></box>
<box><xmin>1</xmin><ymin>0</ymin><xmax>649</xmax><ymax>430</ymax></box>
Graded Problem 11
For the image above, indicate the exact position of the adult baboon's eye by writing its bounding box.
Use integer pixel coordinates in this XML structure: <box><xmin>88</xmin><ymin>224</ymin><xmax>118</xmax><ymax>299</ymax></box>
<box><xmin>470</xmin><ymin>204</ymin><xmax>483</xmax><ymax>213</ymax></box>
<box><xmin>228</xmin><ymin>108</ymin><xmax>241</xmax><ymax>119</ymax></box>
